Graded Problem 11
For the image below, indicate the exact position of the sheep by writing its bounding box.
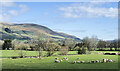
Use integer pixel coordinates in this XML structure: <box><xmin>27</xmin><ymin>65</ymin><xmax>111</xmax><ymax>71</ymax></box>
<box><xmin>81</xmin><ymin>61</ymin><xmax>85</xmax><ymax>63</ymax></box>
<box><xmin>55</xmin><ymin>60</ymin><xmax>60</xmax><ymax>63</ymax></box>
<box><xmin>108</xmin><ymin>59</ymin><xmax>113</xmax><ymax>62</ymax></box>
<box><xmin>103</xmin><ymin>59</ymin><xmax>107</xmax><ymax>63</ymax></box>
<box><xmin>96</xmin><ymin>60</ymin><xmax>99</xmax><ymax>63</ymax></box>
<box><xmin>63</xmin><ymin>57</ymin><xmax>68</xmax><ymax>60</ymax></box>
<box><xmin>60</xmin><ymin>59</ymin><xmax>63</xmax><ymax>62</ymax></box>
<box><xmin>55</xmin><ymin>58</ymin><xmax>59</xmax><ymax>60</ymax></box>
<box><xmin>77</xmin><ymin>61</ymin><xmax>80</xmax><ymax>63</ymax></box>
<box><xmin>73</xmin><ymin>61</ymin><xmax>76</xmax><ymax>64</ymax></box>
<box><xmin>91</xmin><ymin>60</ymin><xmax>95</xmax><ymax>63</ymax></box>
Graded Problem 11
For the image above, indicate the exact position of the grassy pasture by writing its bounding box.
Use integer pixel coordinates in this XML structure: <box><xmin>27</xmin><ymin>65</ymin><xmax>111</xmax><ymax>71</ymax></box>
<box><xmin>0</xmin><ymin>50</ymin><xmax>118</xmax><ymax>58</ymax></box>
<box><xmin>2</xmin><ymin>54</ymin><xmax>118</xmax><ymax>69</ymax></box>
<box><xmin>1</xmin><ymin>50</ymin><xmax>119</xmax><ymax>69</ymax></box>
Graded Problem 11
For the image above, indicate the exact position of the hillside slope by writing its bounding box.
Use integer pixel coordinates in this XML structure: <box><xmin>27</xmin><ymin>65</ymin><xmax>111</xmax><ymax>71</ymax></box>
<box><xmin>0</xmin><ymin>22</ymin><xmax>81</xmax><ymax>42</ymax></box>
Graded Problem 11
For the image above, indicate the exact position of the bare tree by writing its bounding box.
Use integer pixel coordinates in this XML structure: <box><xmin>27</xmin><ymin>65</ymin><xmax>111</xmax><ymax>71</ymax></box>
<box><xmin>83</xmin><ymin>37</ymin><xmax>90</xmax><ymax>51</ymax></box>
<box><xmin>89</xmin><ymin>36</ymin><xmax>98</xmax><ymax>51</ymax></box>
<box><xmin>63</xmin><ymin>38</ymin><xmax>77</xmax><ymax>51</ymax></box>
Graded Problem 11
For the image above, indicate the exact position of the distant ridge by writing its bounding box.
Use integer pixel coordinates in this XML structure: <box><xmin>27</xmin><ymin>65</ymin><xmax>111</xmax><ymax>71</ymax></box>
<box><xmin>0</xmin><ymin>22</ymin><xmax>81</xmax><ymax>42</ymax></box>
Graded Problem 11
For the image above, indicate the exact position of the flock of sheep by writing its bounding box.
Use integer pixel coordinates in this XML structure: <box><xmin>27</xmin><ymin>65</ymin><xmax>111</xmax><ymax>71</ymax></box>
<box><xmin>55</xmin><ymin>57</ymin><xmax>114</xmax><ymax>64</ymax></box>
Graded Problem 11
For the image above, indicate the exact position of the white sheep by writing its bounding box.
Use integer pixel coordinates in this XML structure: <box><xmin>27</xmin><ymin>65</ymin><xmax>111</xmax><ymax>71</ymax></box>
<box><xmin>77</xmin><ymin>61</ymin><xmax>80</xmax><ymax>63</ymax></box>
<box><xmin>103</xmin><ymin>59</ymin><xmax>107</xmax><ymax>63</ymax></box>
<box><xmin>60</xmin><ymin>59</ymin><xmax>63</xmax><ymax>62</ymax></box>
<box><xmin>55</xmin><ymin>60</ymin><xmax>60</xmax><ymax>63</ymax></box>
<box><xmin>96</xmin><ymin>60</ymin><xmax>99</xmax><ymax>63</ymax></box>
<box><xmin>81</xmin><ymin>61</ymin><xmax>85</xmax><ymax>63</ymax></box>
<box><xmin>109</xmin><ymin>59</ymin><xmax>113</xmax><ymax>62</ymax></box>
<box><xmin>73</xmin><ymin>61</ymin><xmax>76</xmax><ymax>64</ymax></box>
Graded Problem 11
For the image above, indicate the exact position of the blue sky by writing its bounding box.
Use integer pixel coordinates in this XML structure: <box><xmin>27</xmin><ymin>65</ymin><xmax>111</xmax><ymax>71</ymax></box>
<box><xmin>1</xmin><ymin>2</ymin><xmax>118</xmax><ymax>40</ymax></box>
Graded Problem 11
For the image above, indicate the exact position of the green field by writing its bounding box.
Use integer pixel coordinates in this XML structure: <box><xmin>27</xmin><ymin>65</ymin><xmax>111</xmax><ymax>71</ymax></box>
<box><xmin>1</xmin><ymin>50</ymin><xmax>119</xmax><ymax>69</ymax></box>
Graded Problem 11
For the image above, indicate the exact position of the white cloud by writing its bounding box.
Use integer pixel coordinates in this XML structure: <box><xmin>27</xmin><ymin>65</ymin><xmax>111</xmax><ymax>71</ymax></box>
<box><xmin>59</xmin><ymin>2</ymin><xmax>118</xmax><ymax>18</ymax></box>
<box><xmin>0</xmin><ymin>1</ymin><xmax>29</xmax><ymax>22</ymax></box>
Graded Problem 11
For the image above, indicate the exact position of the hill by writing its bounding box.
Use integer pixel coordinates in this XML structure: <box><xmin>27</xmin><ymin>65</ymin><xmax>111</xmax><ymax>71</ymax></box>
<box><xmin>0</xmin><ymin>22</ymin><xmax>81</xmax><ymax>42</ymax></box>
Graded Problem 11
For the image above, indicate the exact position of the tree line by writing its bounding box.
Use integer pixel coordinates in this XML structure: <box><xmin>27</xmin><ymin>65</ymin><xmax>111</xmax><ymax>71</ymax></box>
<box><xmin>1</xmin><ymin>36</ymin><xmax>119</xmax><ymax>57</ymax></box>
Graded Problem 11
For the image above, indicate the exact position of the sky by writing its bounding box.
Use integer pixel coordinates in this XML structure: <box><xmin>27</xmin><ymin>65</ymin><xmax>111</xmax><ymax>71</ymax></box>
<box><xmin>0</xmin><ymin>2</ymin><xmax>118</xmax><ymax>40</ymax></box>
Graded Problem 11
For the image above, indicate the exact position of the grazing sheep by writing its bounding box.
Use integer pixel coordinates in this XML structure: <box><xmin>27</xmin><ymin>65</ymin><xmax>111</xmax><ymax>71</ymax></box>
<box><xmin>77</xmin><ymin>58</ymin><xmax>79</xmax><ymax>60</ymax></box>
<box><xmin>109</xmin><ymin>59</ymin><xmax>113</xmax><ymax>62</ymax></box>
<box><xmin>81</xmin><ymin>61</ymin><xmax>85</xmax><ymax>63</ymax></box>
<box><xmin>55</xmin><ymin>60</ymin><xmax>60</xmax><ymax>63</ymax></box>
<box><xmin>91</xmin><ymin>60</ymin><xmax>95</xmax><ymax>63</ymax></box>
<box><xmin>66</xmin><ymin>58</ymin><xmax>68</xmax><ymax>60</ymax></box>
<box><xmin>77</xmin><ymin>61</ymin><xmax>80</xmax><ymax>63</ymax></box>
<box><xmin>63</xmin><ymin>57</ymin><xmax>66</xmax><ymax>59</ymax></box>
<box><xmin>96</xmin><ymin>60</ymin><xmax>99</xmax><ymax>63</ymax></box>
<box><xmin>73</xmin><ymin>61</ymin><xmax>76</xmax><ymax>64</ymax></box>
<box><xmin>55</xmin><ymin>58</ymin><xmax>59</xmax><ymax>60</ymax></box>
<box><xmin>103</xmin><ymin>59</ymin><xmax>107</xmax><ymax>63</ymax></box>
<box><xmin>60</xmin><ymin>59</ymin><xmax>63</xmax><ymax>62</ymax></box>
<box><xmin>68</xmin><ymin>61</ymin><xmax>70</xmax><ymax>63</ymax></box>
<box><xmin>63</xmin><ymin>57</ymin><xmax>68</xmax><ymax>60</ymax></box>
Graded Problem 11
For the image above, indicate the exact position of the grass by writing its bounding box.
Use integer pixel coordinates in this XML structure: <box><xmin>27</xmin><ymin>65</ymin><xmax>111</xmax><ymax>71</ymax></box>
<box><xmin>1</xmin><ymin>50</ymin><xmax>119</xmax><ymax>69</ymax></box>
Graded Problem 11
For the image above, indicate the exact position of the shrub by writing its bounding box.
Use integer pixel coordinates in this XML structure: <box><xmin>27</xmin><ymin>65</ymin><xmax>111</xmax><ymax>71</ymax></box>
<box><xmin>78</xmin><ymin>46</ymin><xmax>88</xmax><ymax>54</ymax></box>
<box><xmin>2</xmin><ymin>39</ymin><xmax>12</xmax><ymax>50</ymax></box>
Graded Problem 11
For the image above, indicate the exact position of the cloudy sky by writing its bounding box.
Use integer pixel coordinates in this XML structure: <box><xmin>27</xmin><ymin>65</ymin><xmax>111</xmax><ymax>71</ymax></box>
<box><xmin>0</xmin><ymin>2</ymin><xmax>118</xmax><ymax>40</ymax></box>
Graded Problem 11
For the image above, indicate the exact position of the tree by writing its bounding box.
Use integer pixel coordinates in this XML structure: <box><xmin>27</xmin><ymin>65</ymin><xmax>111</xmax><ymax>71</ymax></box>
<box><xmin>83</xmin><ymin>37</ymin><xmax>90</xmax><ymax>51</ymax></box>
<box><xmin>63</xmin><ymin>38</ymin><xmax>77</xmax><ymax>51</ymax></box>
<box><xmin>110</xmin><ymin>40</ymin><xmax>118</xmax><ymax>51</ymax></box>
<box><xmin>112</xmin><ymin>40</ymin><xmax>118</xmax><ymax>51</ymax></box>
<box><xmin>97</xmin><ymin>40</ymin><xmax>106</xmax><ymax>50</ymax></box>
<box><xmin>78</xmin><ymin>46</ymin><xmax>88</xmax><ymax>54</ymax></box>
<box><xmin>45</xmin><ymin>42</ymin><xmax>61</xmax><ymax>56</ymax></box>
<box><xmin>2</xmin><ymin>39</ymin><xmax>12</xmax><ymax>50</ymax></box>
<box><xmin>89</xmin><ymin>36</ymin><xmax>98</xmax><ymax>51</ymax></box>
<box><xmin>35</xmin><ymin>39</ymin><xmax>47</xmax><ymax>58</ymax></box>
